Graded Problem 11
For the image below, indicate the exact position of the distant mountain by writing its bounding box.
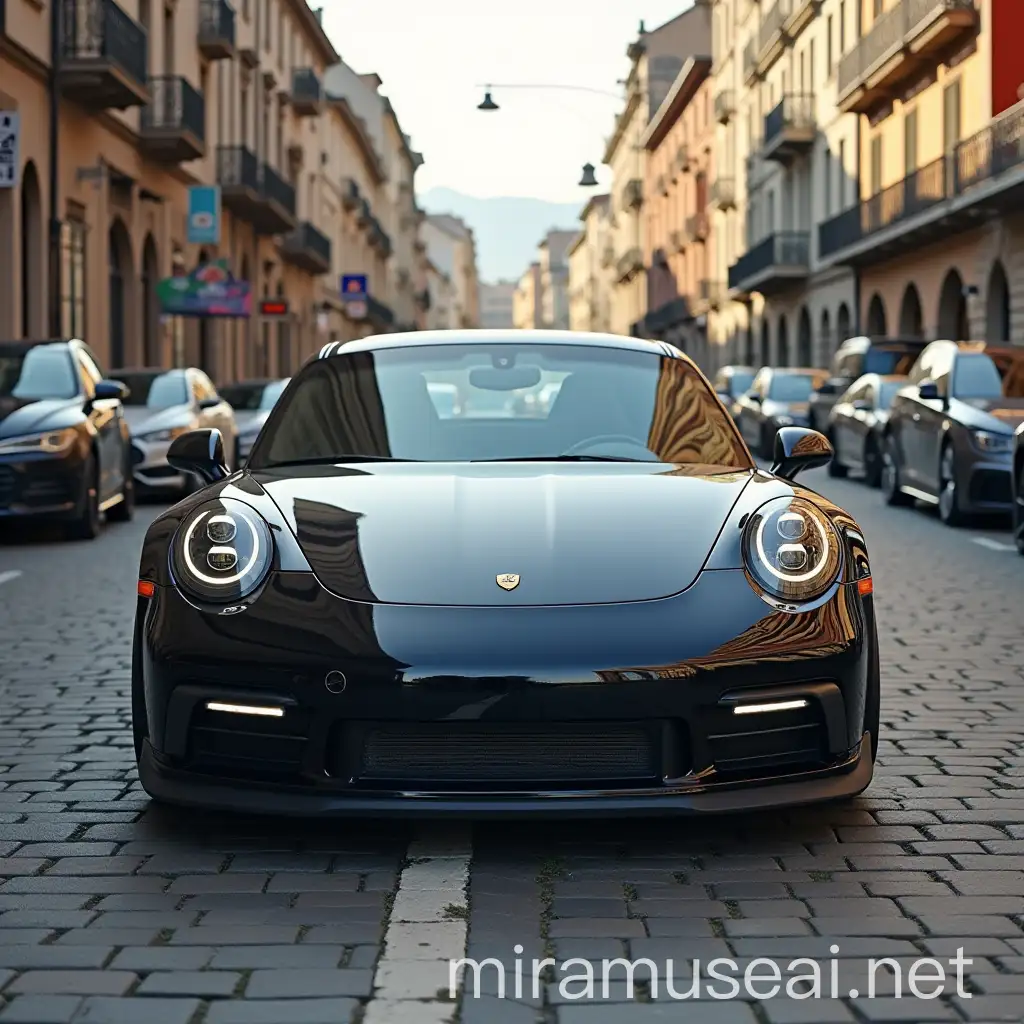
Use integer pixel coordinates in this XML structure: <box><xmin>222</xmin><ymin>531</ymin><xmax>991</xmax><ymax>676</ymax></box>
<box><xmin>418</xmin><ymin>187</ymin><xmax>583</xmax><ymax>283</ymax></box>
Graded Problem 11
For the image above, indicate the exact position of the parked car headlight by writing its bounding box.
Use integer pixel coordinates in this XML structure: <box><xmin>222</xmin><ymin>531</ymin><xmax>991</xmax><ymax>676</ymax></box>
<box><xmin>742</xmin><ymin>496</ymin><xmax>843</xmax><ymax>604</ymax></box>
<box><xmin>971</xmin><ymin>429</ymin><xmax>1012</xmax><ymax>454</ymax></box>
<box><xmin>170</xmin><ymin>497</ymin><xmax>274</xmax><ymax>603</ymax></box>
<box><xmin>137</xmin><ymin>425</ymin><xmax>192</xmax><ymax>443</ymax></box>
<box><xmin>0</xmin><ymin>427</ymin><xmax>77</xmax><ymax>454</ymax></box>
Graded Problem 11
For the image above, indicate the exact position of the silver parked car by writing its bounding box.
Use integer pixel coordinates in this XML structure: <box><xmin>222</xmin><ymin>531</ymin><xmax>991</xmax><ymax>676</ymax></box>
<box><xmin>112</xmin><ymin>367</ymin><xmax>238</xmax><ymax>496</ymax></box>
<box><xmin>217</xmin><ymin>378</ymin><xmax>290</xmax><ymax>464</ymax></box>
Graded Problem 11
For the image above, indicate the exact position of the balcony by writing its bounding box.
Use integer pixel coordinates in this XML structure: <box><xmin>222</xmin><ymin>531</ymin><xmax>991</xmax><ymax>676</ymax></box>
<box><xmin>714</xmin><ymin>89</ymin><xmax>735</xmax><ymax>124</ymax></box>
<box><xmin>290</xmin><ymin>68</ymin><xmax>322</xmax><ymax>117</ymax></box>
<box><xmin>216</xmin><ymin>146</ymin><xmax>296</xmax><ymax>234</ymax></box>
<box><xmin>756</xmin><ymin>0</ymin><xmax>789</xmax><ymax>72</ymax></box>
<box><xmin>60</xmin><ymin>0</ymin><xmax>148</xmax><ymax>109</ymax></box>
<box><xmin>686</xmin><ymin>211</ymin><xmax>708</xmax><ymax>242</ymax></box>
<box><xmin>743</xmin><ymin>39</ymin><xmax>759</xmax><ymax>85</ymax></box>
<box><xmin>837</xmin><ymin>0</ymin><xmax>978</xmax><ymax>114</ymax></box>
<box><xmin>616</xmin><ymin>247</ymin><xmax>643</xmax><ymax>282</ymax></box>
<box><xmin>818</xmin><ymin>103</ymin><xmax>1024</xmax><ymax>267</ymax></box>
<box><xmin>278</xmin><ymin>220</ymin><xmax>331</xmax><ymax>274</ymax></box>
<box><xmin>342</xmin><ymin>178</ymin><xmax>360</xmax><ymax>211</ymax></box>
<box><xmin>367</xmin><ymin>295</ymin><xmax>395</xmax><ymax>331</ymax></box>
<box><xmin>762</xmin><ymin>94</ymin><xmax>816</xmax><ymax>164</ymax></box>
<box><xmin>197</xmin><ymin>0</ymin><xmax>234</xmax><ymax>59</ymax></box>
<box><xmin>139</xmin><ymin>76</ymin><xmax>205</xmax><ymax>163</ymax></box>
<box><xmin>623</xmin><ymin>178</ymin><xmax>643</xmax><ymax>209</ymax></box>
<box><xmin>710</xmin><ymin>176</ymin><xmax>736</xmax><ymax>210</ymax></box>
<box><xmin>728</xmin><ymin>231</ymin><xmax>810</xmax><ymax>296</ymax></box>
<box><xmin>783</xmin><ymin>0</ymin><xmax>819</xmax><ymax>39</ymax></box>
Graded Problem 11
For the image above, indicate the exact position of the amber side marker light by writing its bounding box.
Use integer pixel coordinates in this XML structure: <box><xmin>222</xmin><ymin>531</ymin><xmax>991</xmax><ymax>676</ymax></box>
<box><xmin>857</xmin><ymin>577</ymin><xmax>873</xmax><ymax>596</ymax></box>
<box><xmin>138</xmin><ymin>580</ymin><xmax>156</xmax><ymax>598</ymax></box>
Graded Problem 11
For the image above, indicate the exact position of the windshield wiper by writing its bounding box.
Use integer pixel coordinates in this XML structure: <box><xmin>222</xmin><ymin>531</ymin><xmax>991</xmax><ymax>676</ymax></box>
<box><xmin>260</xmin><ymin>455</ymin><xmax>415</xmax><ymax>468</ymax></box>
<box><xmin>473</xmin><ymin>455</ymin><xmax>648</xmax><ymax>463</ymax></box>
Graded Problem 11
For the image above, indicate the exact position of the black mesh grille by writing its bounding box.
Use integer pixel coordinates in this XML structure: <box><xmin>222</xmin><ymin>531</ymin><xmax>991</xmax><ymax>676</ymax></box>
<box><xmin>186</xmin><ymin>706</ymin><xmax>310</xmax><ymax>779</ymax></box>
<box><xmin>969</xmin><ymin>469</ymin><xmax>1013</xmax><ymax>505</ymax></box>
<box><xmin>131</xmin><ymin>444</ymin><xmax>145</xmax><ymax>466</ymax></box>
<box><xmin>355</xmin><ymin>722</ymin><xmax>659</xmax><ymax>786</ymax></box>
<box><xmin>707</xmin><ymin>703</ymin><xmax>827</xmax><ymax>776</ymax></box>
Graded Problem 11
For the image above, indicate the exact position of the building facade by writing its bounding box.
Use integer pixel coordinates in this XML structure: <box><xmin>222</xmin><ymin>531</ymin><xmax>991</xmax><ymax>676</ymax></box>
<box><xmin>423</xmin><ymin>257</ymin><xmax>456</xmax><ymax>330</ymax></box>
<box><xmin>567</xmin><ymin>194</ymin><xmax>613</xmax><ymax>333</ymax></box>
<box><xmin>421</xmin><ymin>214</ymin><xmax>480</xmax><ymax>329</ymax></box>
<box><xmin>604</xmin><ymin>6</ymin><xmax>711</xmax><ymax>338</ymax></box>
<box><xmin>513</xmin><ymin>262</ymin><xmax>542</xmax><ymax>329</ymax></box>
<box><xmin>537</xmin><ymin>229</ymin><xmax>575</xmax><ymax>330</ymax></box>
<box><xmin>0</xmin><ymin>0</ymin><xmax>426</xmax><ymax>383</ymax></box>
<box><xmin>715</xmin><ymin>0</ymin><xmax>859</xmax><ymax>371</ymax></box>
<box><xmin>479</xmin><ymin>280</ymin><xmax>515</xmax><ymax>328</ymax></box>
<box><xmin>818</xmin><ymin>0</ymin><xmax>1024</xmax><ymax>344</ymax></box>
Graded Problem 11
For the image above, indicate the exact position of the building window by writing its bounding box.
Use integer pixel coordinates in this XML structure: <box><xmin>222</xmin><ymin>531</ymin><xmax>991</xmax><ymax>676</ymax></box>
<box><xmin>944</xmin><ymin>79</ymin><xmax>962</xmax><ymax>153</ymax></box>
<box><xmin>823</xmin><ymin>147</ymin><xmax>832</xmax><ymax>217</ymax></box>
<box><xmin>60</xmin><ymin>218</ymin><xmax>87</xmax><ymax>340</ymax></box>
<box><xmin>264</xmin><ymin>0</ymin><xmax>271</xmax><ymax>50</ymax></box>
<box><xmin>904</xmin><ymin>108</ymin><xmax>918</xmax><ymax>174</ymax></box>
<box><xmin>827</xmin><ymin>15</ymin><xmax>833</xmax><ymax>73</ymax></box>
<box><xmin>870</xmin><ymin>135</ymin><xmax>882</xmax><ymax>195</ymax></box>
<box><xmin>838</xmin><ymin>139</ymin><xmax>845</xmax><ymax>208</ymax></box>
<box><xmin>839</xmin><ymin>1</ymin><xmax>846</xmax><ymax>53</ymax></box>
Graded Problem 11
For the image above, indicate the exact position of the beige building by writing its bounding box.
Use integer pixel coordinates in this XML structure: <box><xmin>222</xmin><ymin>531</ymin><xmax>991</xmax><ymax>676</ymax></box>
<box><xmin>818</xmin><ymin>0</ymin><xmax>1023</xmax><ymax>344</ymax></box>
<box><xmin>537</xmin><ymin>229</ymin><xmax>575</xmax><ymax>330</ymax></box>
<box><xmin>423</xmin><ymin>257</ymin><xmax>456</xmax><ymax>330</ymax></box>
<box><xmin>513</xmin><ymin>262</ymin><xmax>542</xmax><ymax>329</ymax></box>
<box><xmin>479</xmin><ymin>280</ymin><xmax>515</xmax><ymax>328</ymax></box>
<box><xmin>567</xmin><ymin>193</ymin><xmax>613</xmax><ymax>333</ymax></box>
<box><xmin>0</xmin><ymin>0</ymin><xmax>423</xmax><ymax>382</ymax></box>
<box><xmin>604</xmin><ymin>7</ymin><xmax>711</xmax><ymax>337</ymax></box>
<box><xmin>421</xmin><ymin>214</ymin><xmax>481</xmax><ymax>328</ymax></box>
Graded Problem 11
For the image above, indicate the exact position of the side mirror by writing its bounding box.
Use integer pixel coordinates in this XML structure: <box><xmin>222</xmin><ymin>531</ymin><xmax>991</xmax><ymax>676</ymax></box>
<box><xmin>198</xmin><ymin>396</ymin><xmax>222</xmax><ymax>410</ymax></box>
<box><xmin>815</xmin><ymin>381</ymin><xmax>838</xmax><ymax>396</ymax></box>
<box><xmin>167</xmin><ymin>428</ymin><xmax>229</xmax><ymax>484</ymax></box>
<box><xmin>770</xmin><ymin>426</ymin><xmax>834</xmax><ymax>481</ymax></box>
<box><xmin>748</xmin><ymin>392</ymin><xmax>763</xmax><ymax>404</ymax></box>
<box><xmin>94</xmin><ymin>379</ymin><xmax>129</xmax><ymax>401</ymax></box>
<box><xmin>917</xmin><ymin>380</ymin><xmax>940</xmax><ymax>400</ymax></box>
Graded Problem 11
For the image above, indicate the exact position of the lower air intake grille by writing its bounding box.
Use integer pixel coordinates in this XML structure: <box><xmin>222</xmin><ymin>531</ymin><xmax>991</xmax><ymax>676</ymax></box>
<box><xmin>186</xmin><ymin>706</ymin><xmax>310</xmax><ymax>779</ymax></box>
<box><xmin>707</xmin><ymin>703</ymin><xmax>827</xmax><ymax>776</ymax></box>
<box><xmin>356</xmin><ymin>722</ymin><xmax>658</xmax><ymax>786</ymax></box>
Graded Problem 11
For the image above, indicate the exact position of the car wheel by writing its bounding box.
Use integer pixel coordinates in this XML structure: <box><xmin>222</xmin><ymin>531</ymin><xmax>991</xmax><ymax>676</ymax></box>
<box><xmin>938</xmin><ymin>443</ymin><xmax>967</xmax><ymax>527</ymax></box>
<box><xmin>1015</xmin><ymin>464</ymin><xmax>1024</xmax><ymax>556</ymax></box>
<box><xmin>67</xmin><ymin>453</ymin><xmax>102</xmax><ymax>540</ymax></box>
<box><xmin>827</xmin><ymin>434</ymin><xmax>848</xmax><ymax>478</ymax></box>
<box><xmin>107</xmin><ymin>450</ymin><xmax>135</xmax><ymax>523</ymax></box>
<box><xmin>863</xmin><ymin>435</ymin><xmax>883</xmax><ymax>488</ymax></box>
<box><xmin>881</xmin><ymin>436</ymin><xmax>912</xmax><ymax>507</ymax></box>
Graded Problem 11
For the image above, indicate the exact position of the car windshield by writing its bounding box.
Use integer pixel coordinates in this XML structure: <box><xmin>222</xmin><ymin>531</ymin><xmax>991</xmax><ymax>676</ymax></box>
<box><xmin>251</xmin><ymin>343</ymin><xmax>752</xmax><ymax>468</ymax></box>
<box><xmin>863</xmin><ymin>348</ymin><xmax>923</xmax><ymax>375</ymax></box>
<box><xmin>768</xmin><ymin>374</ymin><xmax>820</xmax><ymax>401</ymax></box>
<box><xmin>953</xmin><ymin>353</ymin><xmax>1024</xmax><ymax>399</ymax></box>
<box><xmin>221</xmin><ymin>380</ymin><xmax>289</xmax><ymax>411</ymax></box>
<box><xmin>728</xmin><ymin>371</ymin><xmax>754</xmax><ymax>395</ymax></box>
<box><xmin>116</xmin><ymin>372</ymin><xmax>189</xmax><ymax>407</ymax></box>
<box><xmin>877</xmin><ymin>381</ymin><xmax>904</xmax><ymax>408</ymax></box>
<box><xmin>0</xmin><ymin>345</ymin><xmax>78</xmax><ymax>401</ymax></box>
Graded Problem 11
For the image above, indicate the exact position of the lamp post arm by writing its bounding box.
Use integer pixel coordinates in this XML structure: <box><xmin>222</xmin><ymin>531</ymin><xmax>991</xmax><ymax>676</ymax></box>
<box><xmin>477</xmin><ymin>83</ymin><xmax>623</xmax><ymax>100</ymax></box>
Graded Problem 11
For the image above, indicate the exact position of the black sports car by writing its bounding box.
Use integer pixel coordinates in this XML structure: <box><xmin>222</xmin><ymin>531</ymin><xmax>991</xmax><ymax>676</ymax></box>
<box><xmin>133</xmin><ymin>330</ymin><xmax>878</xmax><ymax>817</ymax></box>
<box><xmin>1013</xmin><ymin>421</ymin><xmax>1024</xmax><ymax>555</ymax></box>
<box><xmin>0</xmin><ymin>339</ymin><xmax>134</xmax><ymax>538</ymax></box>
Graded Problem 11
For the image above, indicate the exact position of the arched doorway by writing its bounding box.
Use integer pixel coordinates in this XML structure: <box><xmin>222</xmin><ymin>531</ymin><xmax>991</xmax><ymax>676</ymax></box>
<box><xmin>937</xmin><ymin>268</ymin><xmax>968</xmax><ymax>340</ymax></box>
<box><xmin>797</xmin><ymin>307</ymin><xmax>812</xmax><ymax>366</ymax></box>
<box><xmin>108</xmin><ymin>220</ymin><xmax>133</xmax><ymax>368</ymax></box>
<box><xmin>866</xmin><ymin>294</ymin><xmax>886</xmax><ymax>336</ymax></box>
<box><xmin>820</xmin><ymin>310</ymin><xmax>832</xmax><ymax>364</ymax></box>
<box><xmin>777</xmin><ymin>314</ymin><xmax>790</xmax><ymax>367</ymax></box>
<box><xmin>759</xmin><ymin>319</ymin><xmax>770</xmax><ymax>367</ymax></box>
<box><xmin>898</xmin><ymin>284</ymin><xmax>923</xmax><ymax>337</ymax></box>
<box><xmin>141</xmin><ymin>234</ymin><xmax>159</xmax><ymax>365</ymax></box>
<box><xmin>986</xmin><ymin>261</ymin><xmax>1010</xmax><ymax>342</ymax></box>
<box><xmin>836</xmin><ymin>302</ymin><xmax>851</xmax><ymax>341</ymax></box>
<box><xmin>20</xmin><ymin>161</ymin><xmax>43</xmax><ymax>338</ymax></box>
<box><xmin>276</xmin><ymin>280</ymin><xmax>291</xmax><ymax>374</ymax></box>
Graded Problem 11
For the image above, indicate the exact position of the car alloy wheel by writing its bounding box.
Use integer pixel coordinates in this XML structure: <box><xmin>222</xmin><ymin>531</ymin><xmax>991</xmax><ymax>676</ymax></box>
<box><xmin>107</xmin><ymin>451</ymin><xmax>135</xmax><ymax>523</ymax></box>
<box><xmin>863</xmin><ymin>435</ymin><xmax>882</xmax><ymax>488</ymax></box>
<box><xmin>938</xmin><ymin>444</ymin><xmax>965</xmax><ymax>527</ymax></box>
<box><xmin>68</xmin><ymin>454</ymin><xmax>102</xmax><ymax>540</ymax></box>
<box><xmin>881</xmin><ymin>437</ymin><xmax>911</xmax><ymax>507</ymax></box>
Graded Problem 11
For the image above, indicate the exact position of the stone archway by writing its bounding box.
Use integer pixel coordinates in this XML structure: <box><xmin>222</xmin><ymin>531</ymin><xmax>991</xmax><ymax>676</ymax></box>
<box><xmin>777</xmin><ymin>314</ymin><xmax>790</xmax><ymax>367</ymax></box>
<box><xmin>820</xmin><ymin>309</ymin><xmax>832</xmax><ymax>364</ymax></box>
<box><xmin>797</xmin><ymin>306</ymin><xmax>812</xmax><ymax>366</ymax></box>
<box><xmin>759</xmin><ymin>319</ymin><xmax>770</xmax><ymax>367</ymax></box>
<box><xmin>986</xmin><ymin>260</ymin><xmax>1010</xmax><ymax>342</ymax></box>
<box><xmin>108</xmin><ymin>219</ymin><xmax>134</xmax><ymax>368</ymax></box>
<box><xmin>837</xmin><ymin>302</ymin><xmax>851</xmax><ymax>341</ymax></box>
<box><xmin>20</xmin><ymin>161</ymin><xmax>44</xmax><ymax>338</ymax></box>
<box><xmin>141</xmin><ymin>234</ymin><xmax>159</xmax><ymax>365</ymax></box>
<box><xmin>866</xmin><ymin>293</ymin><xmax>886</xmax><ymax>336</ymax></box>
<box><xmin>937</xmin><ymin>268</ymin><xmax>968</xmax><ymax>340</ymax></box>
<box><xmin>898</xmin><ymin>283</ymin><xmax>924</xmax><ymax>337</ymax></box>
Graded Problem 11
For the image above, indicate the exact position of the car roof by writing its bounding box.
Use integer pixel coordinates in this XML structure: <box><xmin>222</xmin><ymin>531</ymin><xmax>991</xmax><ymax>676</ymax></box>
<box><xmin>720</xmin><ymin>364</ymin><xmax>755</xmax><ymax>373</ymax></box>
<box><xmin>838</xmin><ymin>336</ymin><xmax>929</xmax><ymax>350</ymax></box>
<box><xmin>317</xmin><ymin>329</ymin><xmax>686</xmax><ymax>361</ymax></box>
<box><xmin>770</xmin><ymin>366</ymin><xmax>825</xmax><ymax>375</ymax></box>
<box><xmin>109</xmin><ymin>366</ymin><xmax>189</xmax><ymax>375</ymax></box>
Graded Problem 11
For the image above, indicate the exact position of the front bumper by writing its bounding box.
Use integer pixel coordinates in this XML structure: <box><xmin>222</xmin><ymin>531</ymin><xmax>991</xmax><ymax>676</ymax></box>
<box><xmin>131</xmin><ymin>438</ymin><xmax>188</xmax><ymax>492</ymax></box>
<box><xmin>136</xmin><ymin>570</ymin><xmax>876</xmax><ymax>817</ymax></box>
<box><xmin>0</xmin><ymin>453</ymin><xmax>84</xmax><ymax>519</ymax></box>
<box><xmin>959</xmin><ymin>450</ymin><xmax>1014</xmax><ymax>513</ymax></box>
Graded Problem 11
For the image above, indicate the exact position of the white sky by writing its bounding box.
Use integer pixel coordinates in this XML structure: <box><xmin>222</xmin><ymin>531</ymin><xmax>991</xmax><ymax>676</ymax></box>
<box><xmin>320</xmin><ymin>0</ymin><xmax>697</xmax><ymax>203</ymax></box>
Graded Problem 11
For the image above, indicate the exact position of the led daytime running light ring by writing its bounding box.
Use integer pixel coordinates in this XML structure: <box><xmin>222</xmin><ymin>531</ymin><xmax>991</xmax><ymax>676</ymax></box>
<box><xmin>754</xmin><ymin>508</ymin><xmax>830</xmax><ymax>584</ymax></box>
<box><xmin>182</xmin><ymin>509</ymin><xmax>261</xmax><ymax>586</ymax></box>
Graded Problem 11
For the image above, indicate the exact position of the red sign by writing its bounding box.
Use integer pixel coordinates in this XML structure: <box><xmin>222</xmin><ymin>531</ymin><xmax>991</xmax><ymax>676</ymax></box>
<box><xmin>260</xmin><ymin>299</ymin><xmax>289</xmax><ymax>316</ymax></box>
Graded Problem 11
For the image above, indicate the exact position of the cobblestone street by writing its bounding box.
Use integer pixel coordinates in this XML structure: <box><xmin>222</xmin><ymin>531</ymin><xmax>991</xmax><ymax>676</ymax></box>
<box><xmin>1</xmin><ymin>468</ymin><xmax>1024</xmax><ymax>1024</ymax></box>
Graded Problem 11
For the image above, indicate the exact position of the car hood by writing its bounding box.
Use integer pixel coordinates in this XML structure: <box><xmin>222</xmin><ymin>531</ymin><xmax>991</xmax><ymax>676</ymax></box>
<box><xmin>0</xmin><ymin>397</ymin><xmax>81</xmax><ymax>439</ymax></box>
<box><xmin>256</xmin><ymin>462</ymin><xmax>754</xmax><ymax>606</ymax></box>
<box><xmin>235</xmin><ymin>410</ymin><xmax>270</xmax><ymax>435</ymax></box>
<box><xmin>122</xmin><ymin>404</ymin><xmax>195</xmax><ymax>434</ymax></box>
<box><xmin>953</xmin><ymin>397</ymin><xmax>1024</xmax><ymax>433</ymax></box>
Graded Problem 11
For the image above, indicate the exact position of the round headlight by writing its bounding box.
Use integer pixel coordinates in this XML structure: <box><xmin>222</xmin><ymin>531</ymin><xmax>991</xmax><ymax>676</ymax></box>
<box><xmin>170</xmin><ymin>497</ymin><xmax>274</xmax><ymax>604</ymax></box>
<box><xmin>742</xmin><ymin>496</ymin><xmax>842</xmax><ymax>604</ymax></box>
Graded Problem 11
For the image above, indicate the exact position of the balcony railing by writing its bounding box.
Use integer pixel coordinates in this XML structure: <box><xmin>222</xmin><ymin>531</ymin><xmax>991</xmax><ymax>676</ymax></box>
<box><xmin>837</xmin><ymin>0</ymin><xmax>977</xmax><ymax>113</ymax></box>
<box><xmin>261</xmin><ymin>163</ymin><xmax>296</xmax><ymax>221</ymax></box>
<box><xmin>714</xmin><ymin>89</ymin><xmax>735</xmax><ymax>123</ymax></box>
<box><xmin>710</xmin><ymin>177</ymin><xmax>736</xmax><ymax>209</ymax></box>
<box><xmin>342</xmin><ymin>178</ymin><xmax>360</xmax><ymax>210</ymax></box>
<box><xmin>60</xmin><ymin>0</ymin><xmax>148</xmax><ymax>108</ymax></box>
<box><xmin>139</xmin><ymin>76</ymin><xmax>205</xmax><ymax>162</ymax></box>
<box><xmin>278</xmin><ymin>220</ymin><xmax>331</xmax><ymax>274</ymax></box>
<box><xmin>290</xmin><ymin>67</ymin><xmax>322</xmax><ymax>116</ymax></box>
<box><xmin>217</xmin><ymin>144</ymin><xmax>260</xmax><ymax>194</ymax></box>
<box><xmin>367</xmin><ymin>295</ymin><xmax>395</xmax><ymax>329</ymax></box>
<box><xmin>197</xmin><ymin>0</ymin><xmax>234</xmax><ymax>59</ymax></box>
<box><xmin>762</xmin><ymin>94</ymin><xmax>816</xmax><ymax>162</ymax></box>
<box><xmin>728</xmin><ymin>231</ymin><xmax>810</xmax><ymax>294</ymax></box>
<box><xmin>623</xmin><ymin>179</ymin><xmax>643</xmax><ymax>209</ymax></box>
<box><xmin>216</xmin><ymin>146</ymin><xmax>296</xmax><ymax>234</ymax></box>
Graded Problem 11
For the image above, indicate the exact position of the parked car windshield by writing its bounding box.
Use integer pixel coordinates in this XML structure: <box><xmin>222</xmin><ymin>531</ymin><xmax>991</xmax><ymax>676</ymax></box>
<box><xmin>251</xmin><ymin>343</ymin><xmax>752</xmax><ymax>468</ymax></box>
<box><xmin>877</xmin><ymin>381</ymin><xmax>904</xmax><ymax>408</ymax></box>
<box><xmin>863</xmin><ymin>348</ymin><xmax>923</xmax><ymax>375</ymax></box>
<box><xmin>0</xmin><ymin>344</ymin><xmax>78</xmax><ymax>401</ymax></box>
<box><xmin>221</xmin><ymin>379</ymin><xmax>290</xmax><ymax>411</ymax></box>
<box><xmin>953</xmin><ymin>353</ymin><xmax>1024</xmax><ymax>400</ymax></box>
<box><xmin>768</xmin><ymin>373</ymin><xmax>822</xmax><ymax>402</ymax></box>
<box><xmin>727</xmin><ymin>370</ymin><xmax>754</xmax><ymax>395</ymax></box>
<box><xmin>115</xmin><ymin>371</ymin><xmax>189</xmax><ymax>408</ymax></box>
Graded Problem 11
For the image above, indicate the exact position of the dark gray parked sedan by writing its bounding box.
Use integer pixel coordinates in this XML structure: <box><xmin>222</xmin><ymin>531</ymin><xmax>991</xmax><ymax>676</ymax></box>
<box><xmin>881</xmin><ymin>341</ymin><xmax>1024</xmax><ymax>526</ymax></box>
<box><xmin>827</xmin><ymin>374</ymin><xmax>906</xmax><ymax>486</ymax></box>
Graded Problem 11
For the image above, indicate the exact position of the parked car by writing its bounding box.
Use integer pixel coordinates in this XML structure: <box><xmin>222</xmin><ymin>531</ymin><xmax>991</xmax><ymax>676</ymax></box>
<box><xmin>881</xmin><ymin>341</ymin><xmax>1024</xmax><ymax>525</ymax></box>
<box><xmin>735</xmin><ymin>367</ymin><xmax>829</xmax><ymax>458</ymax></box>
<box><xmin>218</xmin><ymin>378</ymin><xmax>290</xmax><ymax>465</ymax></box>
<box><xmin>1013</xmin><ymin>422</ymin><xmax>1024</xmax><ymax>555</ymax></box>
<box><xmin>112</xmin><ymin>367</ymin><xmax>238</xmax><ymax>497</ymax></box>
<box><xmin>0</xmin><ymin>338</ymin><xmax>133</xmax><ymax>538</ymax></box>
<box><xmin>826</xmin><ymin>374</ymin><xmax>907</xmax><ymax>485</ymax></box>
<box><xmin>809</xmin><ymin>337</ymin><xmax>929</xmax><ymax>434</ymax></box>
<box><xmin>712</xmin><ymin>365</ymin><xmax>756</xmax><ymax>420</ymax></box>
